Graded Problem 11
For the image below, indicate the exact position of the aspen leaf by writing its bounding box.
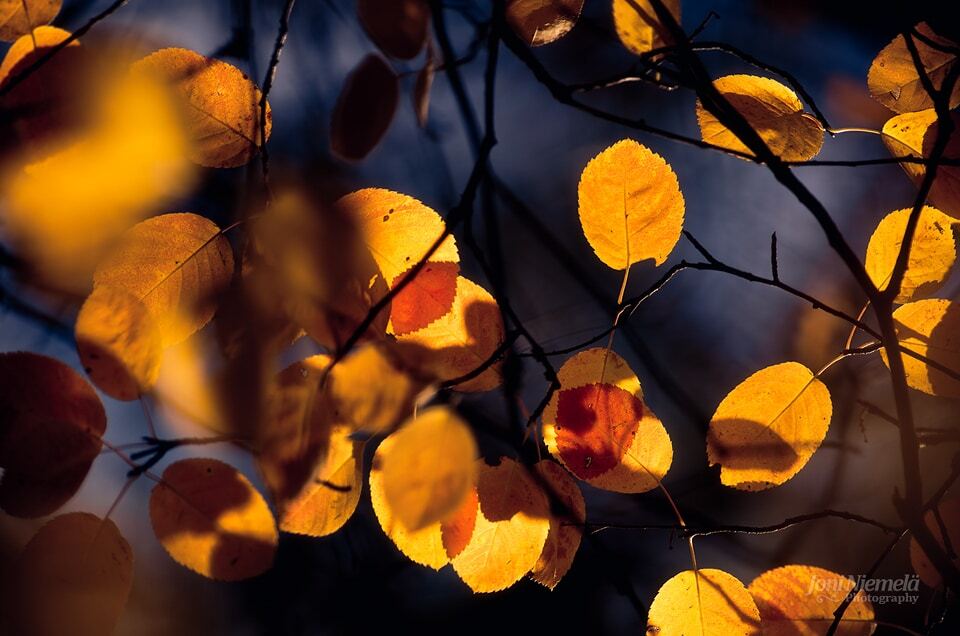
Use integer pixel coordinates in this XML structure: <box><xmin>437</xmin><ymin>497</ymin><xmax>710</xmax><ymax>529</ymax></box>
<box><xmin>749</xmin><ymin>565</ymin><xmax>875</xmax><ymax>635</ymax></box>
<box><xmin>868</xmin><ymin>23</ymin><xmax>960</xmax><ymax>114</ymax></box>
<box><xmin>0</xmin><ymin>0</ymin><xmax>61</xmax><ymax>41</ymax></box>
<box><xmin>708</xmin><ymin>362</ymin><xmax>832</xmax><ymax>491</ymax></box>
<box><xmin>331</xmin><ymin>54</ymin><xmax>399</xmax><ymax>161</ymax></box>
<box><xmin>441</xmin><ymin>487</ymin><xmax>479</xmax><ymax>560</ymax></box>
<box><xmin>578</xmin><ymin>139</ymin><xmax>685</xmax><ymax>269</ymax></box>
<box><xmin>507</xmin><ymin>0</ymin><xmax>584</xmax><ymax>47</ymax></box>
<box><xmin>7</xmin><ymin>512</ymin><xmax>132</xmax><ymax>636</ymax></box>
<box><xmin>393</xmin><ymin>275</ymin><xmax>505</xmax><ymax>392</ymax></box>
<box><xmin>93</xmin><ymin>213</ymin><xmax>235</xmax><ymax>347</ymax></box>
<box><xmin>530</xmin><ymin>460</ymin><xmax>585</xmax><ymax>590</ymax></box>
<box><xmin>390</xmin><ymin>261</ymin><xmax>461</xmax><ymax>335</ymax></box>
<box><xmin>380</xmin><ymin>406</ymin><xmax>478</xmax><ymax>532</ymax></box>
<box><xmin>451</xmin><ymin>457</ymin><xmax>551</xmax><ymax>593</ymax></box>
<box><xmin>613</xmin><ymin>0</ymin><xmax>679</xmax><ymax>55</ymax></box>
<box><xmin>696</xmin><ymin>74</ymin><xmax>825</xmax><ymax>162</ymax></box>
<box><xmin>132</xmin><ymin>47</ymin><xmax>271</xmax><ymax>168</ymax></box>
<box><xmin>542</xmin><ymin>348</ymin><xmax>673</xmax><ymax>491</ymax></box>
<box><xmin>76</xmin><ymin>286</ymin><xmax>163</xmax><ymax>401</ymax></box>
<box><xmin>357</xmin><ymin>0</ymin><xmax>429</xmax><ymax>60</ymax></box>
<box><xmin>865</xmin><ymin>206</ymin><xmax>957</xmax><ymax>303</ymax></box>
<box><xmin>881</xmin><ymin>109</ymin><xmax>937</xmax><ymax>183</ymax></box>
<box><xmin>647</xmin><ymin>569</ymin><xmax>762</xmax><ymax>636</ymax></box>
<box><xmin>0</xmin><ymin>352</ymin><xmax>105</xmax><ymax>518</ymax></box>
<box><xmin>884</xmin><ymin>299</ymin><xmax>960</xmax><ymax>398</ymax></box>
<box><xmin>150</xmin><ymin>458</ymin><xmax>278</xmax><ymax>581</ymax></box>
<box><xmin>910</xmin><ymin>497</ymin><xmax>960</xmax><ymax>587</ymax></box>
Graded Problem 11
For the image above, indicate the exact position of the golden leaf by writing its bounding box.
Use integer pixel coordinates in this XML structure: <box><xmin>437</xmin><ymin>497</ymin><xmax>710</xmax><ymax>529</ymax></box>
<box><xmin>612</xmin><ymin>0</ymin><xmax>679</xmax><ymax>55</ymax></box>
<box><xmin>868</xmin><ymin>23</ymin><xmax>960</xmax><ymax>114</ymax></box>
<box><xmin>150</xmin><ymin>458</ymin><xmax>278</xmax><ymax>581</ymax></box>
<box><xmin>578</xmin><ymin>139</ymin><xmax>685</xmax><ymax>269</ymax></box>
<box><xmin>0</xmin><ymin>0</ymin><xmax>60</xmax><ymax>41</ymax></box>
<box><xmin>884</xmin><ymin>299</ymin><xmax>960</xmax><ymax>398</ymax></box>
<box><xmin>647</xmin><ymin>569</ymin><xmax>761</xmax><ymax>636</ymax></box>
<box><xmin>530</xmin><ymin>460</ymin><xmax>584</xmax><ymax>590</ymax></box>
<box><xmin>697</xmin><ymin>74</ymin><xmax>825</xmax><ymax>162</ymax></box>
<box><xmin>707</xmin><ymin>361</ymin><xmax>832</xmax><ymax>491</ymax></box>
<box><xmin>507</xmin><ymin>0</ymin><xmax>584</xmax><ymax>47</ymax></box>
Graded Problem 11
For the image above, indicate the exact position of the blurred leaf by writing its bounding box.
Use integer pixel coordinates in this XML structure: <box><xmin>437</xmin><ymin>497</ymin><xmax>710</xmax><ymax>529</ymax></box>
<box><xmin>330</xmin><ymin>54</ymin><xmax>399</xmax><ymax>161</ymax></box>
<box><xmin>910</xmin><ymin>497</ymin><xmax>960</xmax><ymax>588</ymax></box>
<box><xmin>357</xmin><ymin>0</ymin><xmax>429</xmax><ymax>60</ymax></box>
<box><xmin>507</xmin><ymin>0</ymin><xmax>584</xmax><ymax>47</ymax></box>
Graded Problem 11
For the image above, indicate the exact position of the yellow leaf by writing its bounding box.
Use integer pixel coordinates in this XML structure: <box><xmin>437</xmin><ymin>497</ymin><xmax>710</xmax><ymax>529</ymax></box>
<box><xmin>868</xmin><ymin>23</ymin><xmax>960</xmax><ymax>114</ymax></box>
<box><xmin>76</xmin><ymin>286</ymin><xmax>163</xmax><ymax>400</ymax></box>
<box><xmin>507</xmin><ymin>0</ymin><xmax>584</xmax><ymax>47</ymax></box>
<box><xmin>749</xmin><ymin>565</ymin><xmax>875</xmax><ymax>635</ymax></box>
<box><xmin>451</xmin><ymin>457</ymin><xmax>550</xmax><ymax>593</ymax></box>
<box><xmin>542</xmin><ymin>347</ymin><xmax>673</xmax><ymax>492</ymax></box>
<box><xmin>0</xmin><ymin>0</ymin><xmax>60</xmax><ymax>41</ymax></box>
<box><xmin>357</xmin><ymin>0</ymin><xmax>429</xmax><ymax>60</ymax></box>
<box><xmin>381</xmin><ymin>406</ymin><xmax>478</xmax><ymax>531</ymax></box>
<box><xmin>393</xmin><ymin>275</ymin><xmax>506</xmax><ymax>392</ymax></box>
<box><xmin>0</xmin><ymin>352</ymin><xmax>105</xmax><ymax>518</ymax></box>
<box><xmin>696</xmin><ymin>74</ymin><xmax>825</xmax><ymax>162</ymax></box>
<box><xmin>884</xmin><ymin>299</ymin><xmax>960</xmax><ymax>398</ymax></box>
<box><xmin>612</xmin><ymin>0</ymin><xmax>679</xmax><ymax>55</ymax></box>
<box><xmin>93</xmin><ymin>213</ymin><xmax>234</xmax><ymax>347</ymax></box>
<box><xmin>865</xmin><ymin>206</ymin><xmax>957</xmax><ymax>303</ymax></box>
<box><xmin>647</xmin><ymin>569</ymin><xmax>761</xmax><ymax>636</ymax></box>
<box><xmin>150</xmin><ymin>458</ymin><xmax>278</xmax><ymax>581</ymax></box>
<box><xmin>708</xmin><ymin>361</ymin><xmax>832</xmax><ymax>491</ymax></box>
<box><xmin>881</xmin><ymin>109</ymin><xmax>937</xmax><ymax>182</ymax></box>
<box><xmin>8</xmin><ymin>512</ymin><xmax>132</xmax><ymax>636</ymax></box>
<box><xmin>530</xmin><ymin>460</ymin><xmax>584</xmax><ymax>590</ymax></box>
<box><xmin>910</xmin><ymin>497</ymin><xmax>960</xmax><ymax>587</ymax></box>
<box><xmin>0</xmin><ymin>25</ymin><xmax>73</xmax><ymax>83</ymax></box>
<box><xmin>131</xmin><ymin>47</ymin><xmax>271</xmax><ymax>168</ymax></box>
<box><xmin>330</xmin><ymin>54</ymin><xmax>399</xmax><ymax>161</ymax></box>
<box><xmin>578</xmin><ymin>139</ymin><xmax>685</xmax><ymax>269</ymax></box>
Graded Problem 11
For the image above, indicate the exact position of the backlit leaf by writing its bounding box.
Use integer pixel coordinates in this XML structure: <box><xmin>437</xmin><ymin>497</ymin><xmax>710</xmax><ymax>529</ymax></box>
<box><xmin>613</xmin><ymin>0</ymin><xmax>679</xmax><ymax>56</ymax></box>
<box><xmin>331</xmin><ymin>54</ymin><xmax>399</xmax><ymax>161</ymax></box>
<box><xmin>697</xmin><ymin>74</ymin><xmax>825</xmax><ymax>162</ymax></box>
<box><xmin>530</xmin><ymin>460</ymin><xmax>584</xmax><ymax>590</ymax></box>
<box><xmin>865</xmin><ymin>206</ymin><xmax>957</xmax><ymax>303</ymax></box>
<box><xmin>647</xmin><ymin>569</ymin><xmax>761</xmax><ymax>636</ymax></box>
<box><xmin>0</xmin><ymin>352</ymin><xmax>105</xmax><ymax>518</ymax></box>
<box><xmin>578</xmin><ymin>139</ymin><xmax>685</xmax><ymax>269</ymax></box>
<box><xmin>542</xmin><ymin>348</ymin><xmax>673</xmax><ymax>491</ymax></box>
<box><xmin>708</xmin><ymin>361</ymin><xmax>832</xmax><ymax>491</ymax></box>
<box><xmin>0</xmin><ymin>0</ymin><xmax>61</xmax><ymax>41</ymax></box>
<box><xmin>150</xmin><ymin>458</ymin><xmax>278</xmax><ymax>581</ymax></box>
<box><xmin>7</xmin><ymin>512</ymin><xmax>132</xmax><ymax>636</ymax></box>
<box><xmin>132</xmin><ymin>47</ymin><xmax>271</xmax><ymax>168</ymax></box>
<box><xmin>357</xmin><ymin>0</ymin><xmax>429</xmax><ymax>60</ymax></box>
<box><xmin>910</xmin><ymin>497</ymin><xmax>960</xmax><ymax>587</ymax></box>
<box><xmin>380</xmin><ymin>406</ymin><xmax>478</xmax><ymax>531</ymax></box>
<box><xmin>93</xmin><ymin>213</ymin><xmax>235</xmax><ymax>347</ymax></box>
<box><xmin>451</xmin><ymin>457</ymin><xmax>551</xmax><ymax>593</ymax></box>
<box><xmin>868</xmin><ymin>23</ymin><xmax>960</xmax><ymax>114</ymax></box>
<box><xmin>507</xmin><ymin>0</ymin><xmax>584</xmax><ymax>47</ymax></box>
<box><xmin>884</xmin><ymin>299</ymin><xmax>960</xmax><ymax>398</ymax></box>
<box><xmin>749</xmin><ymin>565</ymin><xmax>875</xmax><ymax>635</ymax></box>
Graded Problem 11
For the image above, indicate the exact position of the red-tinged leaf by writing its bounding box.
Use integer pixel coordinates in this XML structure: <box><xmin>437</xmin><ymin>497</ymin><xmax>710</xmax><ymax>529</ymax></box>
<box><xmin>389</xmin><ymin>261</ymin><xmax>460</xmax><ymax>335</ymax></box>
<box><xmin>331</xmin><ymin>54</ymin><xmax>399</xmax><ymax>161</ymax></box>
<box><xmin>441</xmin><ymin>487</ymin><xmax>479</xmax><ymax>559</ymax></box>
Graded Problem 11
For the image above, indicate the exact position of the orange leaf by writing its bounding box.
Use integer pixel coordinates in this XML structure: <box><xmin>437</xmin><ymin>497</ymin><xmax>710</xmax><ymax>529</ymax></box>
<box><xmin>389</xmin><ymin>261</ymin><xmax>460</xmax><ymax>335</ymax></box>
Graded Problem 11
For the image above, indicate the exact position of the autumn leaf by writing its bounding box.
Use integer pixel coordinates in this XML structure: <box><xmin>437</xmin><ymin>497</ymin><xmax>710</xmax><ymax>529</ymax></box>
<box><xmin>868</xmin><ymin>23</ymin><xmax>960</xmax><ymax>114</ymax></box>
<box><xmin>7</xmin><ymin>512</ymin><xmax>133</xmax><ymax>636</ymax></box>
<box><xmin>884</xmin><ymin>299</ymin><xmax>960</xmax><ymax>398</ymax></box>
<box><xmin>0</xmin><ymin>0</ymin><xmax>61</xmax><ymax>42</ymax></box>
<box><xmin>910</xmin><ymin>497</ymin><xmax>960</xmax><ymax>587</ymax></box>
<box><xmin>647</xmin><ymin>569</ymin><xmax>762</xmax><ymax>636</ymax></box>
<box><xmin>542</xmin><ymin>348</ymin><xmax>673</xmax><ymax>490</ymax></box>
<box><xmin>451</xmin><ymin>457</ymin><xmax>551</xmax><ymax>593</ymax></box>
<box><xmin>507</xmin><ymin>0</ymin><xmax>584</xmax><ymax>47</ymax></box>
<box><xmin>380</xmin><ymin>406</ymin><xmax>478</xmax><ymax>531</ymax></box>
<box><xmin>612</xmin><ymin>0</ymin><xmax>679</xmax><ymax>56</ymax></box>
<box><xmin>530</xmin><ymin>460</ymin><xmax>584</xmax><ymax>590</ymax></box>
<box><xmin>357</xmin><ymin>0</ymin><xmax>429</xmax><ymax>60</ymax></box>
<box><xmin>331</xmin><ymin>54</ymin><xmax>399</xmax><ymax>161</ymax></box>
<box><xmin>697</xmin><ymin>74</ymin><xmax>825</xmax><ymax>162</ymax></box>
<box><xmin>93</xmin><ymin>213</ymin><xmax>235</xmax><ymax>347</ymax></box>
<box><xmin>413</xmin><ymin>46</ymin><xmax>435</xmax><ymax>126</ymax></box>
<box><xmin>708</xmin><ymin>361</ymin><xmax>832</xmax><ymax>491</ymax></box>
<box><xmin>749</xmin><ymin>565</ymin><xmax>875</xmax><ymax>635</ymax></box>
<box><xmin>132</xmin><ymin>47</ymin><xmax>271</xmax><ymax>168</ymax></box>
<box><xmin>150</xmin><ymin>458</ymin><xmax>278</xmax><ymax>581</ymax></box>
<box><xmin>0</xmin><ymin>352</ymin><xmax>105</xmax><ymax>518</ymax></box>
<box><xmin>578</xmin><ymin>139</ymin><xmax>685</xmax><ymax>269</ymax></box>
<box><xmin>865</xmin><ymin>206</ymin><xmax>957</xmax><ymax>303</ymax></box>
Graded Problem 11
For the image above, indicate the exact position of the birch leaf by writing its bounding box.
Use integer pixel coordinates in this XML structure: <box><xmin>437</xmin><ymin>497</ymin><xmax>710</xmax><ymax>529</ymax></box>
<box><xmin>884</xmin><ymin>299</ymin><xmax>960</xmax><ymax>398</ymax></box>
<box><xmin>613</xmin><ymin>0</ymin><xmax>679</xmax><ymax>55</ymax></box>
<box><xmin>868</xmin><ymin>23</ymin><xmax>960</xmax><ymax>114</ymax></box>
<box><xmin>647</xmin><ymin>569</ymin><xmax>761</xmax><ymax>636</ymax></box>
<box><xmin>530</xmin><ymin>460</ymin><xmax>584</xmax><ymax>590</ymax></box>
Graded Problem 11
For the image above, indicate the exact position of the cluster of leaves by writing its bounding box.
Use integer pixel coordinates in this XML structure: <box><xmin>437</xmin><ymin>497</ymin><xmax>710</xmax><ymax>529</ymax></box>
<box><xmin>3</xmin><ymin>0</ymin><xmax>960</xmax><ymax>634</ymax></box>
